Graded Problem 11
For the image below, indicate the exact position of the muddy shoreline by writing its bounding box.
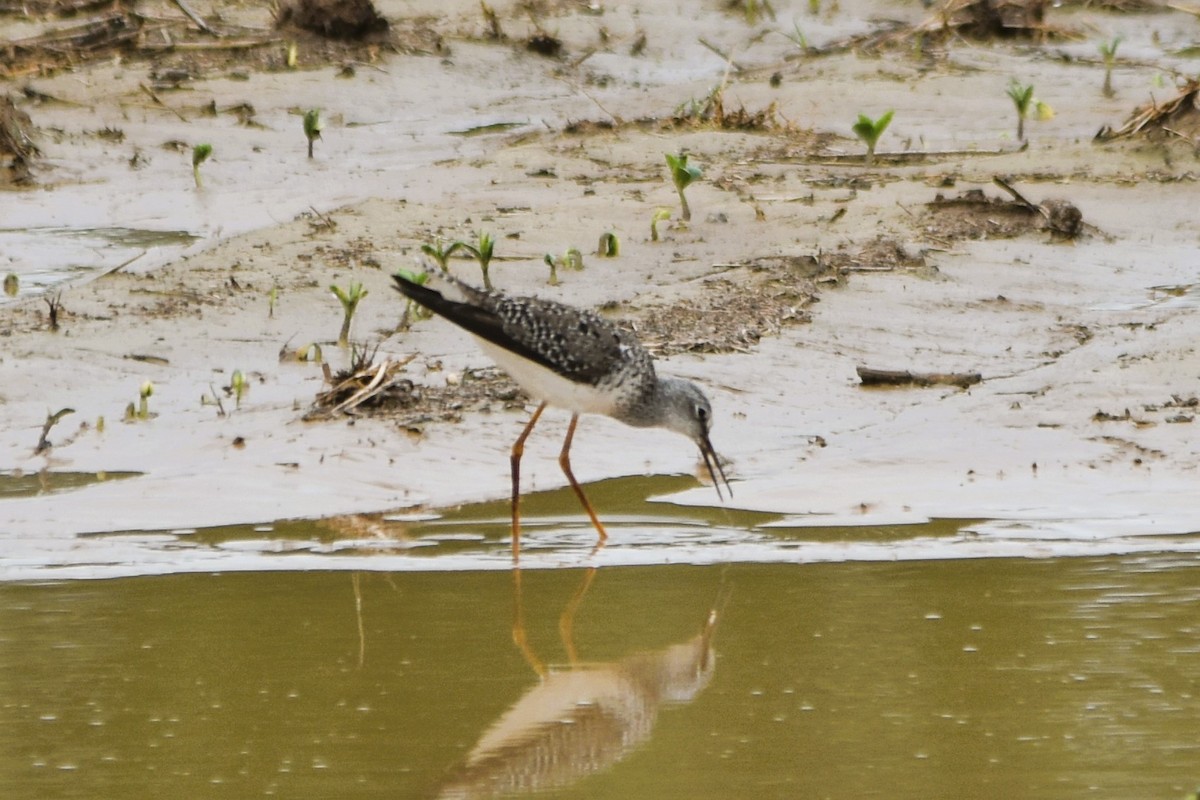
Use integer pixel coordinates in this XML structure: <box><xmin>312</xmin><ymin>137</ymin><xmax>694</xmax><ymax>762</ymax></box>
<box><xmin>2</xmin><ymin>0</ymin><xmax>1199</xmax><ymax>560</ymax></box>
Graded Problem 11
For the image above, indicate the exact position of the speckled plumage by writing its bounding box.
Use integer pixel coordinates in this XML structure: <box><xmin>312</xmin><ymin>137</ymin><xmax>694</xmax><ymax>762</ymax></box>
<box><xmin>392</xmin><ymin>269</ymin><xmax>731</xmax><ymax>553</ymax></box>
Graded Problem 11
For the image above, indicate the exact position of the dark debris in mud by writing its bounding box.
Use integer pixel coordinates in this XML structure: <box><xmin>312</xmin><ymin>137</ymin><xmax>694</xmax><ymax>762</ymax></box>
<box><xmin>308</xmin><ymin>355</ymin><xmax>525</xmax><ymax>428</ymax></box>
<box><xmin>0</xmin><ymin>93</ymin><xmax>39</xmax><ymax>184</ymax></box>
<box><xmin>921</xmin><ymin>182</ymin><xmax>1085</xmax><ymax>242</ymax></box>
<box><xmin>1096</xmin><ymin>80</ymin><xmax>1200</xmax><ymax>143</ymax></box>
<box><xmin>849</xmin><ymin>0</ymin><xmax>1078</xmax><ymax>54</ymax></box>
<box><xmin>563</xmin><ymin>88</ymin><xmax>790</xmax><ymax>137</ymax></box>
<box><xmin>275</xmin><ymin>0</ymin><xmax>388</xmax><ymax>41</ymax></box>
<box><xmin>0</xmin><ymin>0</ymin><xmax>441</xmax><ymax>79</ymax></box>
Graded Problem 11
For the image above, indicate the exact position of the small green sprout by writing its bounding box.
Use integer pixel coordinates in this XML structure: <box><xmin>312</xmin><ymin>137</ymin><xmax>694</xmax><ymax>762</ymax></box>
<box><xmin>268</xmin><ymin>286</ymin><xmax>278</xmax><ymax>319</ymax></box>
<box><xmin>303</xmin><ymin>109</ymin><xmax>323</xmax><ymax>159</ymax></box>
<box><xmin>394</xmin><ymin>268</ymin><xmax>432</xmax><ymax>326</ymax></box>
<box><xmin>460</xmin><ymin>230</ymin><xmax>497</xmax><ymax>290</ymax></box>
<box><xmin>330</xmin><ymin>281</ymin><xmax>369</xmax><ymax>346</ymax></box>
<box><xmin>3</xmin><ymin>273</ymin><xmax>17</xmax><ymax>297</ymax></box>
<box><xmin>192</xmin><ymin>143</ymin><xmax>212</xmax><ymax>188</ymax></box>
<box><xmin>1099</xmin><ymin>36</ymin><xmax>1121</xmax><ymax>97</ymax></box>
<box><xmin>852</xmin><ymin>109</ymin><xmax>894</xmax><ymax>165</ymax></box>
<box><xmin>295</xmin><ymin>342</ymin><xmax>323</xmax><ymax>362</ymax></box>
<box><xmin>664</xmin><ymin>153</ymin><xmax>702</xmax><ymax>222</ymax></box>
<box><xmin>285</xmin><ymin>41</ymin><xmax>298</xmax><ymax>68</ymax></box>
<box><xmin>734</xmin><ymin>0</ymin><xmax>775</xmax><ymax>25</ymax></box>
<box><xmin>781</xmin><ymin>20</ymin><xmax>808</xmax><ymax>51</ymax></box>
<box><xmin>1007</xmin><ymin>81</ymin><xmax>1035</xmax><ymax>142</ymax></box>
<box><xmin>230</xmin><ymin>369</ymin><xmax>248</xmax><ymax>409</ymax></box>
<box><xmin>544</xmin><ymin>248</ymin><xmax>584</xmax><ymax>285</ymax></box>
<box><xmin>596</xmin><ymin>232</ymin><xmax>620</xmax><ymax>257</ymax></box>
<box><xmin>650</xmin><ymin>207</ymin><xmax>672</xmax><ymax>241</ymax></box>
<box><xmin>420</xmin><ymin>238</ymin><xmax>464</xmax><ymax>272</ymax></box>
<box><xmin>137</xmin><ymin>380</ymin><xmax>154</xmax><ymax>420</ymax></box>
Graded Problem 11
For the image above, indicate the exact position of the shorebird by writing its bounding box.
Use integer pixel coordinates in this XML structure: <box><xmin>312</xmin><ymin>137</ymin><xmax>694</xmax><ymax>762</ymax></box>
<box><xmin>392</xmin><ymin>270</ymin><xmax>731</xmax><ymax>556</ymax></box>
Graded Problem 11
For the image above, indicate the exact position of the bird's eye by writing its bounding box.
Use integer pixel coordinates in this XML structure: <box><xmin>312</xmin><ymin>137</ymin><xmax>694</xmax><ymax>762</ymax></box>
<box><xmin>696</xmin><ymin>405</ymin><xmax>709</xmax><ymax>422</ymax></box>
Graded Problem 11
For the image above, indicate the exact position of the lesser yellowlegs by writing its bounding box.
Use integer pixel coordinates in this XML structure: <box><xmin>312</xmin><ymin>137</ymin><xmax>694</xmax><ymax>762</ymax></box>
<box><xmin>392</xmin><ymin>270</ymin><xmax>731</xmax><ymax>555</ymax></box>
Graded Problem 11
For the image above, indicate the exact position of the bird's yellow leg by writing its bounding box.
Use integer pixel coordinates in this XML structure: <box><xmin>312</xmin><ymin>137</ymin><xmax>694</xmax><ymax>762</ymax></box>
<box><xmin>509</xmin><ymin>402</ymin><xmax>547</xmax><ymax>561</ymax></box>
<box><xmin>558</xmin><ymin>414</ymin><xmax>609</xmax><ymax>545</ymax></box>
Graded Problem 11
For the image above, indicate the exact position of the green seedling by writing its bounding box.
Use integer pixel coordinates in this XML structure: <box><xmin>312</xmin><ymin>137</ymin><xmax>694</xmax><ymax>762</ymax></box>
<box><xmin>230</xmin><ymin>369</ymin><xmax>248</xmax><ymax>409</ymax></box>
<box><xmin>285</xmin><ymin>41</ymin><xmax>298</xmax><ymax>68</ymax></box>
<box><xmin>1099</xmin><ymin>36</ymin><xmax>1121</xmax><ymax>97</ymax></box>
<box><xmin>192</xmin><ymin>143</ymin><xmax>212</xmax><ymax>188</ymax></box>
<box><xmin>781</xmin><ymin>20</ymin><xmax>808</xmax><ymax>51</ymax></box>
<box><xmin>268</xmin><ymin>286</ymin><xmax>278</xmax><ymax>319</ymax></box>
<box><xmin>3</xmin><ymin>273</ymin><xmax>17</xmax><ymax>297</ymax></box>
<box><xmin>665</xmin><ymin>153</ymin><xmax>702</xmax><ymax>222</ymax></box>
<box><xmin>133</xmin><ymin>380</ymin><xmax>154</xmax><ymax>420</ymax></box>
<box><xmin>852</xmin><ymin>109</ymin><xmax>894</xmax><ymax>165</ymax></box>
<box><xmin>35</xmin><ymin>407</ymin><xmax>74</xmax><ymax>454</ymax></box>
<box><xmin>304</xmin><ymin>109</ymin><xmax>323</xmax><ymax>158</ymax></box>
<box><xmin>460</xmin><ymin>230</ymin><xmax>497</xmax><ymax>290</ymax></box>
<box><xmin>295</xmin><ymin>342</ymin><xmax>323</xmax><ymax>362</ymax></box>
<box><xmin>1007</xmin><ymin>81</ymin><xmax>1035</xmax><ymax>141</ymax></box>
<box><xmin>394</xmin><ymin>268</ymin><xmax>432</xmax><ymax>327</ymax></box>
<box><xmin>419</xmin><ymin>238</ymin><xmax>464</xmax><ymax>272</ymax></box>
<box><xmin>543</xmin><ymin>248</ymin><xmax>584</xmax><ymax>286</ymax></box>
<box><xmin>734</xmin><ymin>0</ymin><xmax>775</xmax><ymax>24</ymax></box>
<box><xmin>650</xmin><ymin>207</ymin><xmax>672</xmax><ymax>241</ymax></box>
<box><xmin>596</xmin><ymin>232</ymin><xmax>620</xmax><ymax>257</ymax></box>
<box><xmin>330</xmin><ymin>281</ymin><xmax>369</xmax><ymax>346</ymax></box>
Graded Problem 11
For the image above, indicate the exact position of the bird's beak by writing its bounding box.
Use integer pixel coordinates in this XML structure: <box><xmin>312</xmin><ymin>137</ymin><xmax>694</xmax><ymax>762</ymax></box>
<box><xmin>697</xmin><ymin>431</ymin><xmax>732</xmax><ymax>501</ymax></box>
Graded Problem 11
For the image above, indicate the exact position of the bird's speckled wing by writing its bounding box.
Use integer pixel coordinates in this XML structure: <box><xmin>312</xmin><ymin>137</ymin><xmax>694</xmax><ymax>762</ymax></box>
<box><xmin>392</xmin><ymin>273</ymin><xmax>653</xmax><ymax>388</ymax></box>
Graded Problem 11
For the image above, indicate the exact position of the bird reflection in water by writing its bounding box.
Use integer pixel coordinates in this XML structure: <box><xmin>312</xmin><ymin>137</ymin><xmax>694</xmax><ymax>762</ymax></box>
<box><xmin>434</xmin><ymin>568</ymin><xmax>720</xmax><ymax>799</ymax></box>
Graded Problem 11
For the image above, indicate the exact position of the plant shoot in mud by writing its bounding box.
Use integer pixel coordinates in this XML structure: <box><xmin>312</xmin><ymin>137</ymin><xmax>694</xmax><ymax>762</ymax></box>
<box><xmin>394</xmin><ymin>268</ymin><xmax>432</xmax><ymax>327</ymax></box>
<box><xmin>665</xmin><ymin>152</ymin><xmax>701</xmax><ymax>222</ymax></box>
<box><xmin>303</xmin><ymin>109</ymin><xmax>323</xmax><ymax>158</ymax></box>
<box><xmin>126</xmin><ymin>380</ymin><xmax>154</xmax><ymax>422</ymax></box>
<box><xmin>460</xmin><ymin>230</ymin><xmax>497</xmax><ymax>290</ymax></box>
<box><xmin>650</xmin><ymin>207</ymin><xmax>672</xmax><ymax>241</ymax></box>
<box><xmin>3</xmin><ymin>273</ymin><xmax>17</xmax><ymax>297</ymax></box>
<box><xmin>596</xmin><ymin>232</ymin><xmax>620</xmax><ymax>257</ymax></box>
<box><xmin>852</xmin><ymin>110</ymin><xmax>893</xmax><ymax>164</ymax></box>
<box><xmin>192</xmin><ymin>143</ymin><xmax>212</xmax><ymax>188</ymax></box>
<box><xmin>330</xmin><ymin>281</ymin><xmax>369</xmax><ymax>346</ymax></box>
<box><xmin>1007</xmin><ymin>81</ymin><xmax>1034</xmax><ymax>141</ymax></box>
<box><xmin>231</xmin><ymin>370</ymin><xmax>249</xmax><ymax>409</ymax></box>
<box><xmin>420</xmin><ymin>238</ymin><xmax>464</xmax><ymax>273</ymax></box>
<box><xmin>543</xmin><ymin>248</ymin><xmax>584</xmax><ymax>286</ymax></box>
<box><xmin>1099</xmin><ymin>37</ymin><xmax>1121</xmax><ymax>97</ymax></box>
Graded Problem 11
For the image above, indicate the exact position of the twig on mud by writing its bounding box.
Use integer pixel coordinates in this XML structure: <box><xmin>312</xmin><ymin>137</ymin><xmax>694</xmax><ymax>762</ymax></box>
<box><xmin>171</xmin><ymin>0</ymin><xmax>219</xmax><ymax>36</ymax></box>
<box><xmin>857</xmin><ymin>366</ymin><xmax>982</xmax><ymax>389</ymax></box>
<box><xmin>35</xmin><ymin>408</ymin><xmax>75</xmax><ymax>454</ymax></box>
<box><xmin>139</xmin><ymin>83</ymin><xmax>187</xmax><ymax>122</ymax></box>
<box><xmin>698</xmin><ymin>37</ymin><xmax>744</xmax><ymax>72</ymax></box>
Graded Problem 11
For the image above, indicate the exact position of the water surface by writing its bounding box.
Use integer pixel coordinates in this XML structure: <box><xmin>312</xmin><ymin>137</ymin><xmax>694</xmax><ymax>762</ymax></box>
<box><xmin>3</xmin><ymin>554</ymin><xmax>1197</xmax><ymax>799</ymax></box>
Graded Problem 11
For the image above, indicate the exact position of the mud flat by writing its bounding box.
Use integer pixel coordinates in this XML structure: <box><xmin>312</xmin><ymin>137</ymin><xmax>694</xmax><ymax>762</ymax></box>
<box><xmin>2</xmin><ymin>0</ymin><xmax>1199</xmax><ymax>570</ymax></box>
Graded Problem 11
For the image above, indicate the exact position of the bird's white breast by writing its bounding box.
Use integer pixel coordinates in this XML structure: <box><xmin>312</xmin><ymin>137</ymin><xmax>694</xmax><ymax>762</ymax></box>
<box><xmin>474</xmin><ymin>336</ymin><xmax>621</xmax><ymax>416</ymax></box>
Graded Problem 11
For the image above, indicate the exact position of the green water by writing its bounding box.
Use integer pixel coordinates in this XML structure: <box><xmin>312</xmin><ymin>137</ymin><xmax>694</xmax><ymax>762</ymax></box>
<box><xmin>2</xmin><ymin>556</ymin><xmax>1197</xmax><ymax>799</ymax></box>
